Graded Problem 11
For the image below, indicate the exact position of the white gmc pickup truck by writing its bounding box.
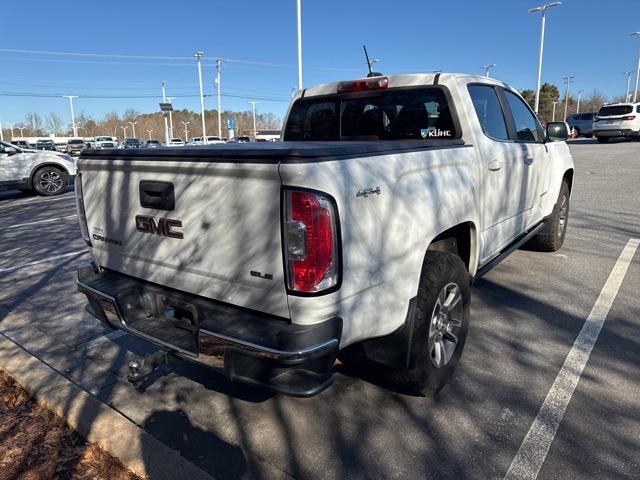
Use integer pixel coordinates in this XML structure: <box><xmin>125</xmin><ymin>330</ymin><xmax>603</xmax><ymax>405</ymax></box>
<box><xmin>75</xmin><ymin>73</ymin><xmax>574</xmax><ymax>396</ymax></box>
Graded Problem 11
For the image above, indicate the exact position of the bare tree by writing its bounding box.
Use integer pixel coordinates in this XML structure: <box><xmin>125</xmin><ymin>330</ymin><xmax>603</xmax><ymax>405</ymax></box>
<box><xmin>25</xmin><ymin>112</ymin><xmax>44</xmax><ymax>135</ymax></box>
<box><xmin>45</xmin><ymin>113</ymin><xmax>65</xmax><ymax>134</ymax></box>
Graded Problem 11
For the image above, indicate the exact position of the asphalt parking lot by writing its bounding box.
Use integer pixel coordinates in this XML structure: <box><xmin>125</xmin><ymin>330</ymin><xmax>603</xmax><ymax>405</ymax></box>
<box><xmin>1</xmin><ymin>138</ymin><xmax>639</xmax><ymax>480</ymax></box>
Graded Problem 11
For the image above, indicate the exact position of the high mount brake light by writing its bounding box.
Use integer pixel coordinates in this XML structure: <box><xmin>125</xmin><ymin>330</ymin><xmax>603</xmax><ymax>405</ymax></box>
<box><xmin>337</xmin><ymin>76</ymin><xmax>389</xmax><ymax>94</ymax></box>
<box><xmin>283</xmin><ymin>189</ymin><xmax>340</xmax><ymax>293</ymax></box>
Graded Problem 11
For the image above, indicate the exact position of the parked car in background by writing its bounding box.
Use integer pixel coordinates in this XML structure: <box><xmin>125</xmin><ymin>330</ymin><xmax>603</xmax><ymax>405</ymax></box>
<box><xmin>186</xmin><ymin>137</ymin><xmax>203</xmax><ymax>145</ymax></box>
<box><xmin>566</xmin><ymin>112</ymin><xmax>596</xmax><ymax>138</ymax></box>
<box><xmin>593</xmin><ymin>103</ymin><xmax>640</xmax><ymax>143</ymax></box>
<box><xmin>120</xmin><ymin>138</ymin><xmax>142</xmax><ymax>149</ymax></box>
<box><xmin>166</xmin><ymin>138</ymin><xmax>185</xmax><ymax>147</ymax></box>
<box><xmin>90</xmin><ymin>136</ymin><xmax>119</xmax><ymax>149</ymax></box>
<box><xmin>65</xmin><ymin>138</ymin><xmax>86</xmax><ymax>155</ymax></box>
<box><xmin>141</xmin><ymin>139</ymin><xmax>161</xmax><ymax>148</ymax></box>
<box><xmin>0</xmin><ymin>140</ymin><xmax>76</xmax><ymax>195</ymax></box>
<box><xmin>34</xmin><ymin>139</ymin><xmax>57</xmax><ymax>151</ymax></box>
<box><xmin>206</xmin><ymin>136</ymin><xmax>225</xmax><ymax>144</ymax></box>
<box><xmin>236</xmin><ymin>136</ymin><xmax>251</xmax><ymax>143</ymax></box>
<box><xmin>11</xmin><ymin>140</ymin><xmax>31</xmax><ymax>149</ymax></box>
<box><xmin>75</xmin><ymin>72</ymin><xmax>574</xmax><ymax>397</ymax></box>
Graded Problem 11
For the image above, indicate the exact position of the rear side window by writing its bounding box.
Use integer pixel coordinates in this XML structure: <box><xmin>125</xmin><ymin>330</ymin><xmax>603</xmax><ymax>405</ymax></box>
<box><xmin>283</xmin><ymin>88</ymin><xmax>457</xmax><ymax>141</ymax></box>
<box><xmin>579</xmin><ymin>113</ymin><xmax>593</xmax><ymax>120</ymax></box>
<box><xmin>637</xmin><ymin>105</ymin><xmax>640</xmax><ymax>113</ymax></box>
<box><xmin>504</xmin><ymin>90</ymin><xmax>541</xmax><ymax>142</ymax></box>
<box><xmin>467</xmin><ymin>85</ymin><xmax>508</xmax><ymax>141</ymax></box>
<box><xmin>598</xmin><ymin>105</ymin><xmax>633</xmax><ymax>116</ymax></box>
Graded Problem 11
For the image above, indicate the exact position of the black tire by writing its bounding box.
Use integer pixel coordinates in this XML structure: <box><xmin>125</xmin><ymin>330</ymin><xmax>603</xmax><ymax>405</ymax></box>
<box><xmin>596</xmin><ymin>136</ymin><xmax>609</xmax><ymax>143</ymax></box>
<box><xmin>530</xmin><ymin>181</ymin><xmax>570</xmax><ymax>252</ymax></box>
<box><xmin>32</xmin><ymin>166</ymin><xmax>67</xmax><ymax>196</ymax></box>
<box><xmin>394</xmin><ymin>251</ymin><xmax>471</xmax><ymax>396</ymax></box>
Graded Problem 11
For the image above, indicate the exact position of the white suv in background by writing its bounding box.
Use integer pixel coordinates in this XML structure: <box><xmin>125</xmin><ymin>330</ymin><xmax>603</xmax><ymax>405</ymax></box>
<box><xmin>593</xmin><ymin>102</ymin><xmax>640</xmax><ymax>143</ymax></box>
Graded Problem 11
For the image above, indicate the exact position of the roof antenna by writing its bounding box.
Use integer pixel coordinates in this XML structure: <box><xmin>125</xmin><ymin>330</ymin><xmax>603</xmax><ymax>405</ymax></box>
<box><xmin>363</xmin><ymin>45</ymin><xmax>382</xmax><ymax>77</ymax></box>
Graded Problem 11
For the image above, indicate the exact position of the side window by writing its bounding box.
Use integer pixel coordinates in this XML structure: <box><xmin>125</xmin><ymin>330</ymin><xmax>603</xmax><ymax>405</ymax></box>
<box><xmin>504</xmin><ymin>90</ymin><xmax>541</xmax><ymax>142</ymax></box>
<box><xmin>637</xmin><ymin>105</ymin><xmax>640</xmax><ymax>113</ymax></box>
<box><xmin>467</xmin><ymin>85</ymin><xmax>509</xmax><ymax>141</ymax></box>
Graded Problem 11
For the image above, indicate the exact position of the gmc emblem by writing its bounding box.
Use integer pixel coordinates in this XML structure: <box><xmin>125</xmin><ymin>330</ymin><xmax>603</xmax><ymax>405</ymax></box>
<box><xmin>135</xmin><ymin>215</ymin><xmax>184</xmax><ymax>239</ymax></box>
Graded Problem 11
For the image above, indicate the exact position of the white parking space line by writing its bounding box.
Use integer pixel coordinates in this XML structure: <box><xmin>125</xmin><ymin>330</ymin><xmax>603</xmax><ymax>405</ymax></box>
<box><xmin>80</xmin><ymin>330</ymin><xmax>127</xmax><ymax>350</ymax></box>
<box><xmin>0</xmin><ymin>194</ymin><xmax>74</xmax><ymax>212</ymax></box>
<box><xmin>504</xmin><ymin>238</ymin><xmax>640</xmax><ymax>480</ymax></box>
<box><xmin>2</xmin><ymin>247</ymin><xmax>22</xmax><ymax>255</ymax></box>
<box><xmin>0</xmin><ymin>249</ymin><xmax>88</xmax><ymax>274</ymax></box>
<box><xmin>6</xmin><ymin>214</ymin><xmax>77</xmax><ymax>229</ymax></box>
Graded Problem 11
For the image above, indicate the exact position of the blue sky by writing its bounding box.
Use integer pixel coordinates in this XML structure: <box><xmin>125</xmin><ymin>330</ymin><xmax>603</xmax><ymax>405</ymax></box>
<box><xmin>1</xmin><ymin>0</ymin><xmax>639</xmax><ymax>128</ymax></box>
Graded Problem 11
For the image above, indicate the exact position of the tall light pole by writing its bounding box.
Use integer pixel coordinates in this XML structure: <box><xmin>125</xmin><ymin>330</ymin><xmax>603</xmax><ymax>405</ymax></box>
<box><xmin>128</xmin><ymin>121</ymin><xmax>138</xmax><ymax>138</ymax></box>
<box><xmin>248</xmin><ymin>101</ymin><xmax>259</xmax><ymax>138</ymax></box>
<box><xmin>17</xmin><ymin>126</ymin><xmax>25</xmax><ymax>137</ymax></box>
<box><xmin>161</xmin><ymin>81</ymin><xmax>170</xmax><ymax>145</ymax></box>
<box><xmin>120</xmin><ymin>125</ymin><xmax>127</xmax><ymax>140</ymax></box>
<box><xmin>296</xmin><ymin>0</ymin><xmax>303</xmax><ymax>91</ymax></box>
<box><xmin>563</xmin><ymin>75</ymin><xmax>574</xmax><ymax>121</ymax></box>
<box><xmin>623</xmin><ymin>71</ymin><xmax>633</xmax><ymax>101</ymax></box>
<box><xmin>576</xmin><ymin>89</ymin><xmax>583</xmax><ymax>114</ymax></box>
<box><xmin>181</xmin><ymin>121</ymin><xmax>190</xmax><ymax>141</ymax></box>
<box><xmin>630</xmin><ymin>32</ymin><xmax>640</xmax><ymax>102</ymax></box>
<box><xmin>166</xmin><ymin>97</ymin><xmax>175</xmax><ymax>139</ymax></box>
<box><xmin>63</xmin><ymin>95</ymin><xmax>78</xmax><ymax>137</ymax></box>
<box><xmin>551</xmin><ymin>101</ymin><xmax>558</xmax><ymax>121</ymax></box>
<box><xmin>195</xmin><ymin>51</ymin><xmax>207</xmax><ymax>144</ymax></box>
<box><xmin>0</xmin><ymin>121</ymin><xmax>4</xmax><ymax>141</ymax></box>
<box><xmin>482</xmin><ymin>64</ymin><xmax>496</xmax><ymax>77</ymax></box>
<box><xmin>147</xmin><ymin>129</ymin><xmax>153</xmax><ymax>140</ymax></box>
<box><xmin>216</xmin><ymin>58</ymin><xmax>222</xmax><ymax>138</ymax></box>
<box><xmin>529</xmin><ymin>2</ymin><xmax>562</xmax><ymax>114</ymax></box>
<box><xmin>9</xmin><ymin>122</ymin><xmax>15</xmax><ymax>140</ymax></box>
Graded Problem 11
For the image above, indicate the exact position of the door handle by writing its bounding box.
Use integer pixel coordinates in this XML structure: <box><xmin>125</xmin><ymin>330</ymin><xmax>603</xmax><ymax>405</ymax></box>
<box><xmin>488</xmin><ymin>159</ymin><xmax>503</xmax><ymax>171</ymax></box>
<box><xmin>524</xmin><ymin>156</ymin><xmax>534</xmax><ymax>165</ymax></box>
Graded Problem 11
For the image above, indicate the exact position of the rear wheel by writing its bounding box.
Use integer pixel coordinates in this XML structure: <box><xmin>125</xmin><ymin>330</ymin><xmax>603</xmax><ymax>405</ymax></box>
<box><xmin>32</xmin><ymin>166</ymin><xmax>67</xmax><ymax>196</ymax></box>
<box><xmin>394</xmin><ymin>251</ymin><xmax>470</xmax><ymax>396</ymax></box>
<box><xmin>596</xmin><ymin>136</ymin><xmax>609</xmax><ymax>143</ymax></box>
<box><xmin>530</xmin><ymin>181</ymin><xmax>570</xmax><ymax>252</ymax></box>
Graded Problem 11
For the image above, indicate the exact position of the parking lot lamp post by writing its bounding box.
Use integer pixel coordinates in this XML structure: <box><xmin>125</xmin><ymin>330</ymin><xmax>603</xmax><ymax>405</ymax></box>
<box><xmin>0</xmin><ymin>122</ymin><xmax>4</xmax><ymax>141</ymax></box>
<box><xmin>529</xmin><ymin>2</ymin><xmax>562</xmax><ymax>114</ymax></box>
<box><xmin>623</xmin><ymin>71</ymin><xmax>633</xmax><ymax>102</ymax></box>
<box><xmin>17</xmin><ymin>126</ymin><xmax>25</xmax><ymax>137</ymax></box>
<box><xmin>551</xmin><ymin>101</ymin><xmax>558</xmax><ymax>121</ymax></box>
<box><xmin>482</xmin><ymin>64</ymin><xmax>496</xmax><ymax>77</ymax></box>
<box><xmin>181</xmin><ymin>121</ymin><xmax>190</xmax><ymax>141</ymax></box>
<box><xmin>296</xmin><ymin>0</ymin><xmax>303</xmax><ymax>90</ymax></box>
<box><xmin>248</xmin><ymin>101</ymin><xmax>259</xmax><ymax>138</ymax></box>
<box><xmin>161</xmin><ymin>81</ymin><xmax>170</xmax><ymax>145</ymax></box>
<box><xmin>563</xmin><ymin>75</ymin><xmax>574</xmax><ymax>121</ymax></box>
<box><xmin>576</xmin><ymin>89</ymin><xmax>583</xmax><ymax>114</ymax></box>
<box><xmin>630</xmin><ymin>32</ymin><xmax>640</xmax><ymax>102</ymax></box>
<box><xmin>120</xmin><ymin>126</ymin><xmax>127</xmax><ymax>140</ymax></box>
<box><xmin>195</xmin><ymin>51</ymin><xmax>207</xmax><ymax>144</ymax></box>
<box><xmin>166</xmin><ymin>97</ymin><xmax>175</xmax><ymax>138</ymax></box>
<box><xmin>9</xmin><ymin>122</ymin><xmax>15</xmax><ymax>140</ymax></box>
<box><xmin>128</xmin><ymin>121</ymin><xmax>138</xmax><ymax>138</ymax></box>
<box><xmin>216</xmin><ymin>58</ymin><xmax>222</xmax><ymax>138</ymax></box>
<box><xmin>63</xmin><ymin>95</ymin><xmax>78</xmax><ymax>138</ymax></box>
<box><xmin>147</xmin><ymin>129</ymin><xmax>153</xmax><ymax>140</ymax></box>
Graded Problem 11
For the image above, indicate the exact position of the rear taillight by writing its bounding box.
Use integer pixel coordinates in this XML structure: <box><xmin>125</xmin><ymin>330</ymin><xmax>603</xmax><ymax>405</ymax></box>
<box><xmin>74</xmin><ymin>173</ymin><xmax>91</xmax><ymax>247</ymax></box>
<box><xmin>283</xmin><ymin>189</ymin><xmax>340</xmax><ymax>293</ymax></box>
<box><xmin>623</xmin><ymin>115</ymin><xmax>636</xmax><ymax>121</ymax></box>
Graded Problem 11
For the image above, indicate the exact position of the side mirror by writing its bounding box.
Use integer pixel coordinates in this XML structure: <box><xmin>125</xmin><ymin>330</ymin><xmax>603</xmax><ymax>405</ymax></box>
<box><xmin>546</xmin><ymin>122</ymin><xmax>570</xmax><ymax>142</ymax></box>
<box><xmin>5</xmin><ymin>146</ymin><xmax>18</xmax><ymax>155</ymax></box>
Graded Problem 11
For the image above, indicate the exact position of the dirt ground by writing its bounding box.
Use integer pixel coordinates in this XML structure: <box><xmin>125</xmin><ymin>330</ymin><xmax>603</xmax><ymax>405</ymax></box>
<box><xmin>0</xmin><ymin>370</ymin><xmax>141</xmax><ymax>480</ymax></box>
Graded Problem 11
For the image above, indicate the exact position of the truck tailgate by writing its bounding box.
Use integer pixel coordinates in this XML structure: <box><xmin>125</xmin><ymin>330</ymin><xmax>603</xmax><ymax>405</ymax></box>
<box><xmin>79</xmin><ymin>157</ymin><xmax>289</xmax><ymax>318</ymax></box>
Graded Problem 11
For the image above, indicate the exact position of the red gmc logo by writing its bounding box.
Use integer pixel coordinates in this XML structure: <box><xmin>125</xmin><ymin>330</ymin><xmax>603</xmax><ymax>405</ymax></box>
<box><xmin>135</xmin><ymin>215</ymin><xmax>183</xmax><ymax>239</ymax></box>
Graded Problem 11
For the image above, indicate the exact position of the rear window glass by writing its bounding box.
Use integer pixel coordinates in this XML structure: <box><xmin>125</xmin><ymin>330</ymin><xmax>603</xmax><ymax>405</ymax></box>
<box><xmin>284</xmin><ymin>88</ymin><xmax>457</xmax><ymax>141</ymax></box>
<box><xmin>598</xmin><ymin>105</ymin><xmax>633</xmax><ymax>116</ymax></box>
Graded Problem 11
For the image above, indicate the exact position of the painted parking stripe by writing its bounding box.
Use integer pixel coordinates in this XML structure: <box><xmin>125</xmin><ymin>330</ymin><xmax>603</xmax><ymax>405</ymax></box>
<box><xmin>80</xmin><ymin>330</ymin><xmax>127</xmax><ymax>350</ymax></box>
<box><xmin>504</xmin><ymin>238</ymin><xmax>640</xmax><ymax>480</ymax></box>
<box><xmin>0</xmin><ymin>249</ymin><xmax>87</xmax><ymax>274</ymax></box>
<box><xmin>0</xmin><ymin>194</ymin><xmax>74</xmax><ymax>212</ymax></box>
<box><xmin>6</xmin><ymin>214</ymin><xmax>77</xmax><ymax>229</ymax></box>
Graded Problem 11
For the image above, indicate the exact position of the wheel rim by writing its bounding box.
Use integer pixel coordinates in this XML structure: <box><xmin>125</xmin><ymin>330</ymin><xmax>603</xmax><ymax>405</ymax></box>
<box><xmin>429</xmin><ymin>282</ymin><xmax>464</xmax><ymax>368</ymax></box>
<box><xmin>558</xmin><ymin>195</ymin><xmax>568</xmax><ymax>237</ymax></box>
<box><xmin>39</xmin><ymin>171</ymin><xmax>63</xmax><ymax>193</ymax></box>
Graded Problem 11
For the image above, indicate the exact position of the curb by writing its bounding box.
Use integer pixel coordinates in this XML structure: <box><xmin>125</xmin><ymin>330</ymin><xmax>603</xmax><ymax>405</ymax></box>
<box><xmin>0</xmin><ymin>333</ymin><xmax>216</xmax><ymax>480</ymax></box>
